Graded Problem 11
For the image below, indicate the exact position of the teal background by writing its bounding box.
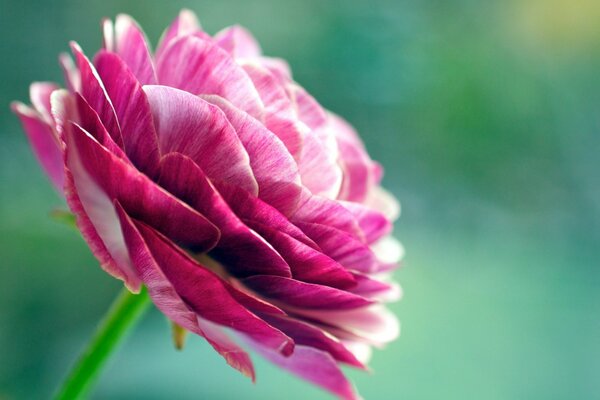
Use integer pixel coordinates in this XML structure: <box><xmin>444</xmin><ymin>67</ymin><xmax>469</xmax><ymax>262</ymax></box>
<box><xmin>1</xmin><ymin>0</ymin><xmax>599</xmax><ymax>399</ymax></box>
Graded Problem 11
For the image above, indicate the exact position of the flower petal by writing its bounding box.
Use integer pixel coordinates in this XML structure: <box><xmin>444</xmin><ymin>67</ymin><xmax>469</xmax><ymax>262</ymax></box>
<box><xmin>242</xmin><ymin>275</ymin><xmax>372</xmax><ymax>310</ymax></box>
<box><xmin>130</xmin><ymin>218</ymin><xmax>294</xmax><ymax>355</ymax></box>
<box><xmin>70</xmin><ymin>41</ymin><xmax>123</xmax><ymax>147</ymax></box>
<box><xmin>155</xmin><ymin>9</ymin><xmax>202</xmax><ymax>61</ymax></box>
<box><xmin>155</xmin><ymin>35</ymin><xmax>264</xmax><ymax>120</ymax></box>
<box><xmin>94</xmin><ymin>51</ymin><xmax>160</xmax><ymax>176</ymax></box>
<box><xmin>111</xmin><ymin>14</ymin><xmax>157</xmax><ymax>85</ymax></box>
<box><xmin>202</xmin><ymin>94</ymin><xmax>301</xmax><ymax>213</ymax></box>
<box><xmin>115</xmin><ymin>205</ymin><xmax>256</xmax><ymax>379</ymax></box>
<box><xmin>249</xmin><ymin>343</ymin><xmax>360</xmax><ymax>400</ymax></box>
<box><xmin>144</xmin><ymin>85</ymin><xmax>258</xmax><ymax>195</ymax></box>
<box><xmin>65</xmin><ymin>123</ymin><xmax>220</xmax><ymax>252</ymax></box>
<box><xmin>158</xmin><ymin>152</ymin><xmax>291</xmax><ymax>278</ymax></box>
<box><xmin>214</xmin><ymin>25</ymin><xmax>262</xmax><ymax>58</ymax></box>
<box><xmin>11</xmin><ymin>102</ymin><xmax>64</xmax><ymax>191</ymax></box>
<box><xmin>260</xmin><ymin>314</ymin><xmax>365</xmax><ymax>369</ymax></box>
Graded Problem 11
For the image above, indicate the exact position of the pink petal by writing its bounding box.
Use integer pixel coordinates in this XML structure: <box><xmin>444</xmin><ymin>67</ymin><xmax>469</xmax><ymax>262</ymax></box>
<box><xmin>29</xmin><ymin>82</ymin><xmax>59</xmax><ymax>123</ymax></box>
<box><xmin>155</xmin><ymin>35</ymin><xmax>264</xmax><ymax>120</ymax></box>
<box><xmin>155</xmin><ymin>9</ymin><xmax>202</xmax><ymax>61</ymax></box>
<box><xmin>294</xmin><ymin>305</ymin><xmax>400</xmax><ymax>348</ymax></box>
<box><xmin>249</xmin><ymin>343</ymin><xmax>360</xmax><ymax>400</ymax></box>
<box><xmin>94</xmin><ymin>51</ymin><xmax>160</xmax><ymax>176</ymax></box>
<box><xmin>240</xmin><ymin>63</ymin><xmax>303</xmax><ymax>159</ymax></box>
<box><xmin>70</xmin><ymin>42</ymin><xmax>123</xmax><ymax>147</ymax></box>
<box><xmin>131</xmin><ymin>218</ymin><xmax>294</xmax><ymax>355</ymax></box>
<box><xmin>214</xmin><ymin>25</ymin><xmax>262</xmax><ymax>58</ymax></box>
<box><xmin>296</xmin><ymin>222</ymin><xmax>377</xmax><ymax>273</ymax></box>
<box><xmin>65</xmin><ymin>123</ymin><xmax>220</xmax><ymax>252</ymax></box>
<box><xmin>63</xmin><ymin>130</ymin><xmax>140</xmax><ymax>291</ymax></box>
<box><xmin>260</xmin><ymin>314</ymin><xmax>365</xmax><ymax>369</ymax></box>
<box><xmin>340</xmin><ymin>201</ymin><xmax>391</xmax><ymax>244</ymax></box>
<box><xmin>144</xmin><ymin>85</ymin><xmax>258</xmax><ymax>195</ymax></box>
<box><xmin>349</xmin><ymin>272</ymin><xmax>402</xmax><ymax>302</ymax></box>
<box><xmin>157</xmin><ymin>152</ymin><xmax>291</xmax><ymax>278</ymax></box>
<box><xmin>11</xmin><ymin>102</ymin><xmax>64</xmax><ymax>191</ymax></box>
<box><xmin>115</xmin><ymin>206</ymin><xmax>256</xmax><ymax>379</ymax></box>
<box><xmin>201</xmin><ymin>95</ymin><xmax>301</xmax><ymax>213</ymax></box>
<box><xmin>111</xmin><ymin>14</ymin><xmax>157</xmax><ymax>85</ymax></box>
<box><xmin>242</xmin><ymin>275</ymin><xmax>373</xmax><ymax>310</ymax></box>
<box><xmin>59</xmin><ymin>53</ymin><xmax>80</xmax><ymax>92</ymax></box>
<box><xmin>364</xmin><ymin>186</ymin><xmax>400</xmax><ymax>222</ymax></box>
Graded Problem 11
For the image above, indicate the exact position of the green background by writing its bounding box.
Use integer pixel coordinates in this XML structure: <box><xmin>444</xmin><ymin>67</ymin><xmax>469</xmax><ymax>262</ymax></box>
<box><xmin>1</xmin><ymin>0</ymin><xmax>598</xmax><ymax>399</ymax></box>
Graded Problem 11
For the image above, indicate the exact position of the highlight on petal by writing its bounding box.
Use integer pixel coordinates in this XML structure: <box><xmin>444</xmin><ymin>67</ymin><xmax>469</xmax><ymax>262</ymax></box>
<box><xmin>155</xmin><ymin>8</ymin><xmax>202</xmax><ymax>60</ymax></box>
<box><xmin>214</xmin><ymin>25</ymin><xmax>262</xmax><ymax>58</ymax></box>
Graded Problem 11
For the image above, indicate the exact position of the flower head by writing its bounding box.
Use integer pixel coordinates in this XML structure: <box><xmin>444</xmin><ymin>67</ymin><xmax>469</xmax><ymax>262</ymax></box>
<box><xmin>12</xmin><ymin>10</ymin><xmax>403</xmax><ymax>399</ymax></box>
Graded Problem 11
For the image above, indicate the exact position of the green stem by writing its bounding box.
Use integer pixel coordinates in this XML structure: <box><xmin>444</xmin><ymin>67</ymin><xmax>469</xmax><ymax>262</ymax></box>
<box><xmin>55</xmin><ymin>286</ymin><xmax>152</xmax><ymax>400</ymax></box>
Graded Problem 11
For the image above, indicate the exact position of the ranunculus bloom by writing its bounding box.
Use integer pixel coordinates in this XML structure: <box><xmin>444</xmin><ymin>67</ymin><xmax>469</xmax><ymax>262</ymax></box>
<box><xmin>12</xmin><ymin>10</ymin><xmax>403</xmax><ymax>399</ymax></box>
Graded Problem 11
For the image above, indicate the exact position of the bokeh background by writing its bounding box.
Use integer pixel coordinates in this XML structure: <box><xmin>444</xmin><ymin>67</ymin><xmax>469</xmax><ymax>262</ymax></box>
<box><xmin>1</xmin><ymin>0</ymin><xmax>599</xmax><ymax>399</ymax></box>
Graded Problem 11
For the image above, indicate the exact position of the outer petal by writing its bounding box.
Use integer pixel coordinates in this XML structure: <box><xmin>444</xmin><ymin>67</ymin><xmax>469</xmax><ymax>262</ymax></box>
<box><xmin>364</xmin><ymin>186</ymin><xmax>400</xmax><ymax>222</ymax></box>
<box><xmin>144</xmin><ymin>85</ymin><xmax>258</xmax><ymax>195</ymax></box>
<box><xmin>65</xmin><ymin>123</ymin><xmax>220</xmax><ymax>252</ymax></box>
<box><xmin>294</xmin><ymin>305</ymin><xmax>400</xmax><ymax>348</ymax></box>
<box><xmin>340</xmin><ymin>201</ymin><xmax>391</xmax><ymax>244</ymax></box>
<box><xmin>11</xmin><ymin>102</ymin><xmax>64</xmax><ymax>191</ymax></box>
<box><xmin>245</xmin><ymin>221</ymin><xmax>356</xmax><ymax>289</ymax></box>
<box><xmin>214</xmin><ymin>25</ymin><xmax>262</xmax><ymax>58</ymax></box>
<box><xmin>249</xmin><ymin>343</ymin><xmax>360</xmax><ymax>400</ymax></box>
<box><xmin>260</xmin><ymin>314</ymin><xmax>365</xmax><ymax>369</ymax></box>
<box><xmin>70</xmin><ymin>42</ymin><xmax>123</xmax><ymax>147</ymax></box>
<box><xmin>155</xmin><ymin>35</ymin><xmax>264</xmax><ymax>120</ymax></box>
<box><xmin>115</xmin><ymin>205</ymin><xmax>256</xmax><ymax>379</ymax></box>
<box><xmin>158</xmin><ymin>153</ymin><xmax>291</xmax><ymax>278</ymax></box>
<box><xmin>242</xmin><ymin>275</ymin><xmax>372</xmax><ymax>310</ymax></box>
<box><xmin>155</xmin><ymin>9</ymin><xmax>202</xmax><ymax>61</ymax></box>
<box><xmin>94</xmin><ymin>51</ymin><xmax>160</xmax><ymax>176</ymax></box>
<box><xmin>110</xmin><ymin>14</ymin><xmax>157</xmax><ymax>85</ymax></box>
<box><xmin>30</xmin><ymin>82</ymin><xmax>59</xmax><ymax>123</ymax></box>
<box><xmin>132</xmin><ymin>219</ymin><xmax>294</xmax><ymax>355</ymax></box>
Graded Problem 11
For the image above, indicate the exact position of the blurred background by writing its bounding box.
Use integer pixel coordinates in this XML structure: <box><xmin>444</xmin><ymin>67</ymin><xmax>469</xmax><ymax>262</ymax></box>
<box><xmin>1</xmin><ymin>0</ymin><xmax>598</xmax><ymax>399</ymax></box>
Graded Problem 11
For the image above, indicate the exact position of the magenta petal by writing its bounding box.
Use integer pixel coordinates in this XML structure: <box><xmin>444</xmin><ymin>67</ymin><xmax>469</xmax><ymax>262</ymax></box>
<box><xmin>155</xmin><ymin>35</ymin><xmax>264</xmax><ymax>120</ymax></box>
<box><xmin>249</xmin><ymin>343</ymin><xmax>360</xmax><ymax>400</ymax></box>
<box><xmin>70</xmin><ymin>42</ymin><xmax>123</xmax><ymax>147</ymax></box>
<box><xmin>291</xmin><ymin>189</ymin><xmax>364</xmax><ymax>241</ymax></box>
<box><xmin>341</xmin><ymin>201</ymin><xmax>391</xmax><ymax>244</ymax></box>
<box><xmin>349</xmin><ymin>272</ymin><xmax>402</xmax><ymax>302</ymax></box>
<box><xmin>155</xmin><ymin>9</ymin><xmax>202</xmax><ymax>61</ymax></box>
<box><xmin>241</xmin><ymin>63</ymin><xmax>303</xmax><ymax>159</ymax></box>
<box><xmin>144</xmin><ymin>85</ymin><xmax>258</xmax><ymax>195</ymax></box>
<box><xmin>11</xmin><ymin>102</ymin><xmax>64</xmax><ymax>191</ymax></box>
<box><xmin>157</xmin><ymin>152</ymin><xmax>291</xmax><ymax>278</ymax></box>
<box><xmin>245</xmin><ymin>221</ymin><xmax>356</xmax><ymax>289</ymax></box>
<box><xmin>260</xmin><ymin>314</ymin><xmax>365</xmax><ymax>369</ymax></box>
<box><xmin>296</xmin><ymin>222</ymin><xmax>377</xmax><ymax>273</ymax></box>
<box><xmin>132</xmin><ymin>219</ymin><xmax>294</xmax><ymax>355</ymax></box>
<box><xmin>242</xmin><ymin>275</ymin><xmax>372</xmax><ymax>310</ymax></box>
<box><xmin>74</xmin><ymin>93</ymin><xmax>128</xmax><ymax>159</ymax></box>
<box><xmin>112</xmin><ymin>14</ymin><xmax>157</xmax><ymax>85</ymax></box>
<box><xmin>94</xmin><ymin>51</ymin><xmax>160</xmax><ymax>176</ymax></box>
<box><xmin>214</xmin><ymin>25</ymin><xmax>262</xmax><ymax>58</ymax></box>
<box><xmin>201</xmin><ymin>95</ymin><xmax>302</xmax><ymax>212</ymax></box>
<box><xmin>63</xmin><ymin>139</ymin><xmax>141</xmax><ymax>291</ymax></box>
<box><xmin>115</xmin><ymin>206</ymin><xmax>256</xmax><ymax>379</ymax></box>
<box><xmin>65</xmin><ymin>123</ymin><xmax>220</xmax><ymax>252</ymax></box>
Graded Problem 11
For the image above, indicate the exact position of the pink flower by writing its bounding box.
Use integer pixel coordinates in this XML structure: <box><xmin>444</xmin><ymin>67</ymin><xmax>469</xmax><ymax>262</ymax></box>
<box><xmin>12</xmin><ymin>10</ymin><xmax>403</xmax><ymax>399</ymax></box>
